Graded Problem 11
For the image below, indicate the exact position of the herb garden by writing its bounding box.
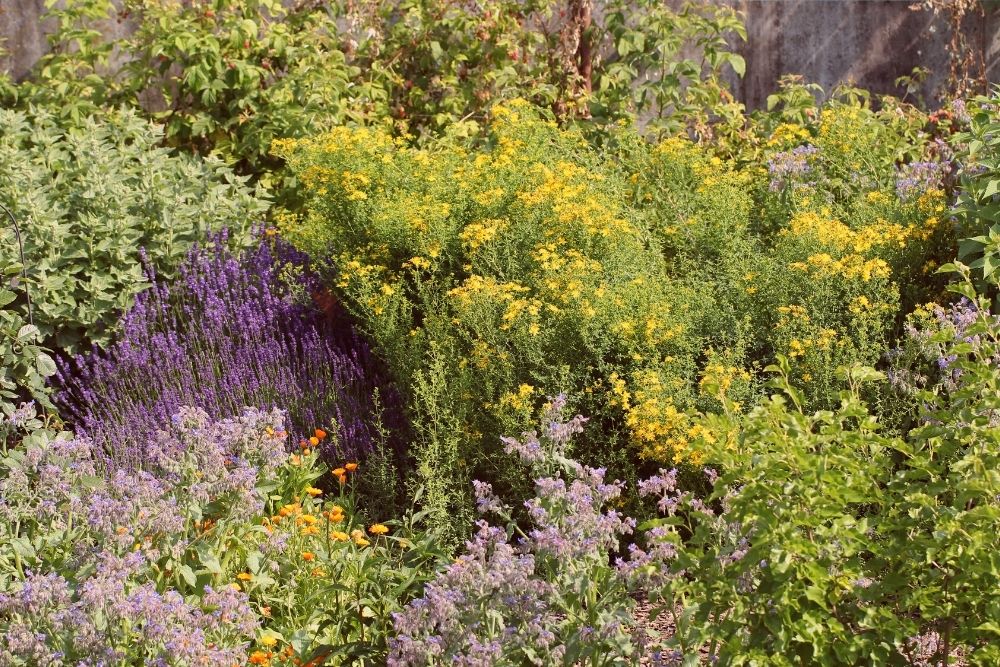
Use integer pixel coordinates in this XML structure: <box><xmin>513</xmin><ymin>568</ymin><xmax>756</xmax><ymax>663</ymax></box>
<box><xmin>2</xmin><ymin>0</ymin><xmax>1000</xmax><ymax>665</ymax></box>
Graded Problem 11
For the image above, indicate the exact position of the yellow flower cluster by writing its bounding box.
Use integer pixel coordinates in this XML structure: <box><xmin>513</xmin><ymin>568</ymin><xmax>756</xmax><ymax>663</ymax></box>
<box><xmin>460</xmin><ymin>218</ymin><xmax>509</xmax><ymax>251</ymax></box>
<box><xmin>789</xmin><ymin>252</ymin><xmax>891</xmax><ymax>282</ymax></box>
<box><xmin>767</xmin><ymin>122</ymin><xmax>812</xmax><ymax>148</ymax></box>
<box><xmin>609</xmin><ymin>370</ymin><xmax>694</xmax><ymax>462</ymax></box>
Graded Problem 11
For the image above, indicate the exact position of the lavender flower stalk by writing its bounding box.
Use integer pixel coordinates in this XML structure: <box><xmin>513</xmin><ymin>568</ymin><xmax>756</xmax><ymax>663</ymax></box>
<box><xmin>54</xmin><ymin>235</ymin><xmax>404</xmax><ymax>468</ymax></box>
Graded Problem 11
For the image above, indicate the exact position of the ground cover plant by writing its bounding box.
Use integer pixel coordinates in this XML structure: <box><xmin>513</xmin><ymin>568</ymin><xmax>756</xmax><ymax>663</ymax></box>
<box><xmin>6</xmin><ymin>1</ymin><xmax>1000</xmax><ymax>664</ymax></box>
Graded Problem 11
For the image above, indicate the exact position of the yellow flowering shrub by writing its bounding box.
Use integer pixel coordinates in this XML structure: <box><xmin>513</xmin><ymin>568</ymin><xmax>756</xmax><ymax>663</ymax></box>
<box><xmin>276</xmin><ymin>102</ymin><xmax>713</xmax><ymax>523</ymax></box>
<box><xmin>277</xmin><ymin>97</ymin><xmax>955</xmax><ymax>523</ymax></box>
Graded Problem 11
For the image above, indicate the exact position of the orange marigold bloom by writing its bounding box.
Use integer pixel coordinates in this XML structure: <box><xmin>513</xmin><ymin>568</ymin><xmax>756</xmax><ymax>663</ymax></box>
<box><xmin>332</xmin><ymin>467</ymin><xmax>346</xmax><ymax>477</ymax></box>
<box><xmin>248</xmin><ymin>650</ymin><xmax>271</xmax><ymax>665</ymax></box>
<box><xmin>331</xmin><ymin>530</ymin><xmax>349</xmax><ymax>541</ymax></box>
<box><xmin>310</xmin><ymin>567</ymin><xmax>326</xmax><ymax>577</ymax></box>
<box><xmin>344</xmin><ymin>462</ymin><xmax>358</xmax><ymax>472</ymax></box>
<box><xmin>298</xmin><ymin>439</ymin><xmax>308</xmax><ymax>450</ymax></box>
<box><xmin>301</xmin><ymin>551</ymin><xmax>315</xmax><ymax>561</ymax></box>
<box><xmin>309</xmin><ymin>436</ymin><xmax>320</xmax><ymax>446</ymax></box>
<box><xmin>369</xmin><ymin>524</ymin><xmax>389</xmax><ymax>535</ymax></box>
<box><xmin>290</xmin><ymin>454</ymin><xmax>302</xmax><ymax>466</ymax></box>
<box><xmin>315</xmin><ymin>428</ymin><xmax>327</xmax><ymax>439</ymax></box>
<box><xmin>237</xmin><ymin>572</ymin><xmax>253</xmax><ymax>581</ymax></box>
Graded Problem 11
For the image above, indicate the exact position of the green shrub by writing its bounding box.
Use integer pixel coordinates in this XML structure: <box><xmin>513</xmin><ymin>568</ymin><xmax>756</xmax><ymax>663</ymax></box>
<box><xmin>0</xmin><ymin>107</ymin><xmax>267</xmax><ymax>351</ymax></box>
<box><xmin>631</xmin><ymin>275</ymin><xmax>1000</xmax><ymax>664</ymax></box>
<box><xmin>9</xmin><ymin>0</ymin><xmax>746</xmax><ymax>206</ymax></box>
<box><xmin>276</xmin><ymin>98</ymin><xmax>952</xmax><ymax>534</ymax></box>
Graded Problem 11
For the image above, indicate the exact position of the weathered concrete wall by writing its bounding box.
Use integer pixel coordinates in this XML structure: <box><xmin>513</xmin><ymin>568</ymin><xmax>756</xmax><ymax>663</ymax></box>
<box><xmin>1</xmin><ymin>0</ymin><xmax>51</xmax><ymax>81</ymax></box>
<box><xmin>726</xmin><ymin>0</ymin><xmax>1000</xmax><ymax>109</ymax></box>
<box><xmin>2</xmin><ymin>0</ymin><xmax>998</xmax><ymax>107</ymax></box>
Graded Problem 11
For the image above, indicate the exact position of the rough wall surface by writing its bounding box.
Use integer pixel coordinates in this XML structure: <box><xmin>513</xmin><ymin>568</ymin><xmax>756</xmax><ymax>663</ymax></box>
<box><xmin>2</xmin><ymin>0</ymin><xmax>998</xmax><ymax>107</ymax></box>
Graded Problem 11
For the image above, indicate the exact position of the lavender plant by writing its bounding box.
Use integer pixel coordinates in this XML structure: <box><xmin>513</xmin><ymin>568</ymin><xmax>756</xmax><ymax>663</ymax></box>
<box><xmin>389</xmin><ymin>396</ymin><xmax>639</xmax><ymax>667</ymax></box>
<box><xmin>54</xmin><ymin>236</ymin><xmax>403</xmax><ymax>467</ymax></box>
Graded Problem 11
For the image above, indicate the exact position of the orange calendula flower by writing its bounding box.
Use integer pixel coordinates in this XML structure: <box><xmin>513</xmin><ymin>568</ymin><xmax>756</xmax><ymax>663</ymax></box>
<box><xmin>315</xmin><ymin>428</ymin><xmax>327</xmax><ymax>439</ymax></box>
<box><xmin>344</xmin><ymin>462</ymin><xmax>358</xmax><ymax>472</ymax></box>
<box><xmin>298</xmin><ymin>439</ymin><xmax>308</xmax><ymax>450</ymax></box>
<box><xmin>332</xmin><ymin>467</ymin><xmax>346</xmax><ymax>477</ymax></box>
<box><xmin>309</xmin><ymin>436</ymin><xmax>320</xmax><ymax>446</ymax></box>
<box><xmin>331</xmin><ymin>530</ymin><xmax>349</xmax><ymax>541</ymax></box>
<box><xmin>249</xmin><ymin>650</ymin><xmax>272</xmax><ymax>665</ymax></box>
<box><xmin>237</xmin><ymin>572</ymin><xmax>253</xmax><ymax>581</ymax></box>
<box><xmin>305</xmin><ymin>486</ymin><xmax>323</xmax><ymax>497</ymax></box>
<box><xmin>354</xmin><ymin>537</ymin><xmax>371</xmax><ymax>547</ymax></box>
<box><xmin>301</xmin><ymin>551</ymin><xmax>315</xmax><ymax>561</ymax></box>
<box><xmin>290</xmin><ymin>454</ymin><xmax>302</xmax><ymax>466</ymax></box>
<box><xmin>369</xmin><ymin>524</ymin><xmax>389</xmax><ymax>535</ymax></box>
<box><xmin>310</xmin><ymin>567</ymin><xmax>326</xmax><ymax>577</ymax></box>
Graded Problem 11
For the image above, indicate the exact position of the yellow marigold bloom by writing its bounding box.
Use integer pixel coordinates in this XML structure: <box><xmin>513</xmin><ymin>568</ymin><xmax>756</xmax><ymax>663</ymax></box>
<box><xmin>311</xmin><ymin>567</ymin><xmax>326</xmax><ymax>577</ymax></box>
<box><xmin>331</xmin><ymin>530</ymin><xmax>350</xmax><ymax>541</ymax></box>
<box><xmin>344</xmin><ymin>462</ymin><xmax>358</xmax><ymax>472</ymax></box>
<box><xmin>260</xmin><ymin>635</ymin><xmax>278</xmax><ymax>648</ymax></box>
<box><xmin>300</xmin><ymin>525</ymin><xmax>320</xmax><ymax>536</ymax></box>
<box><xmin>237</xmin><ymin>572</ymin><xmax>253</xmax><ymax>581</ymax></box>
<box><xmin>332</xmin><ymin>467</ymin><xmax>346</xmax><ymax>477</ymax></box>
<box><xmin>309</xmin><ymin>436</ymin><xmax>320</xmax><ymax>446</ymax></box>
<box><xmin>369</xmin><ymin>524</ymin><xmax>389</xmax><ymax>535</ymax></box>
<box><xmin>305</xmin><ymin>486</ymin><xmax>323</xmax><ymax>497</ymax></box>
<box><xmin>354</xmin><ymin>536</ymin><xmax>371</xmax><ymax>547</ymax></box>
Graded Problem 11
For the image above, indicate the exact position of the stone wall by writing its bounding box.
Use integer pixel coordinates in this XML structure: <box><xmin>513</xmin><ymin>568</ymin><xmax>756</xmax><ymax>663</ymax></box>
<box><xmin>2</xmin><ymin>0</ymin><xmax>998</xmax><ymax>107</ymax></box>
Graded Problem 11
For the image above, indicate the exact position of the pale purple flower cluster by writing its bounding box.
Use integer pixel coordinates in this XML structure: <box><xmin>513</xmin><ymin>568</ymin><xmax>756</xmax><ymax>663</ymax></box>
<box><xmin>388</xmin><ymin>521</ymin><xmax>559</xmax><ymax>666</ymax></box>
<box><xmin>894</xmin><ymin>160</ymin><xmax>948</xmax><ymax>201</ymax></box>
<box><xmin>389</xmin><ymin>400</ymin><xmax>637</xmax><ymax>665</ymax></box>
<box><xmin>896</xmin><ymin>297</ymin><xmax>998</xmax><ymax>393</ymax></box>
<box><xmin>0</xmin><ymin>553</ymin><xmax>255</xmax><ymax>665</ymax></box>
<box><xmin>55</xmin><ymin>235</ymin><xmax>404</xmax><ymax>468</ymax></box>
<box><xmin>768</xmin><ymin>144</ymin><xmax>818</xmax><ymax>192</ymax></box>
<box><xmin>523</xmin><ymin>469</ymin><xmax>633</xmax><ymax>561</ymax></box>
<box><xmin>2</xmin><ymin>407</ymin><xmax>286</xmax><ymax>559</ymax></box>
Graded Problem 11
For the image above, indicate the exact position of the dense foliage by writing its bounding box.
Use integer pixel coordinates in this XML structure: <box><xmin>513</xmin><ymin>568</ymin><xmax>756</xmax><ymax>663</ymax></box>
<box><xmin>9</xmin><ymin>0</ymin><xmax>744</xmax><ymax>203</ymax></box>
<box><xmin>276</xmin><ymin>97</ymin><xmax>955</xmax><ymax>537</ymax></box>
<box><xmin>6</xmin><ymin>1</ymin><xmax>1000</xmax><ymax>665</ymax></box>
<box><xmin>0</xmin><ymin>107</ymin><xmax>267</xmax><ymax>352</ymax></box>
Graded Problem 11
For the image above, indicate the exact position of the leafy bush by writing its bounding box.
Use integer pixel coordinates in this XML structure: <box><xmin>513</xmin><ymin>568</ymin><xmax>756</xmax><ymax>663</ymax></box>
<box><xmin>55</xmin><ymin>236</ymin><xmax>403</xmax><ymax>469</ymax></box>
<box><xmin>10</xmin><ymin>0</ymin><xmax>746</xmax><ymax>203</ymax></box>
<box><xmin>0</xmin><ymin>406</ymin><xmax>446</xmax><ymax>665</ymax></box>
<box><xmin>626</xmin><ymin>273</ymin><xmax>1000</xmax><ymax>665</ymax></box>
<box><xmin>0</xmin><ymin>107</ymin><xmax>268</xmax><ymax>351</ymax></box>
<box><xmin>0</xmin><ymin>294</ymin><xmax>55</xmax><ymax>417</ymax></box>
<box><xmin>277</xmin><ymin>99</ymin><xmax>954</xmax><ymax>535</ymax></box>
<box><xmin>275</xmin><ymin>101</ymin><xmax>714</xmax><ymax>536</ymax></box>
